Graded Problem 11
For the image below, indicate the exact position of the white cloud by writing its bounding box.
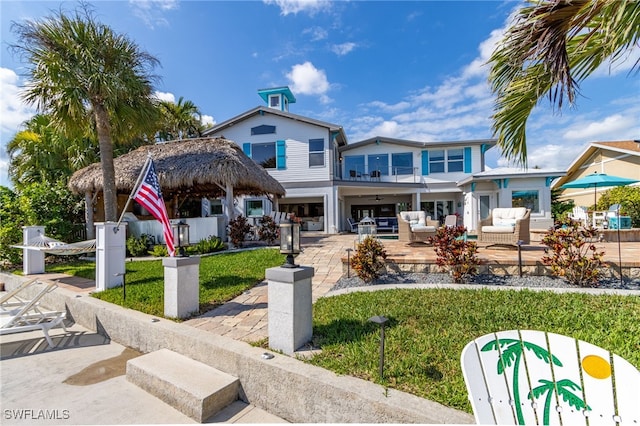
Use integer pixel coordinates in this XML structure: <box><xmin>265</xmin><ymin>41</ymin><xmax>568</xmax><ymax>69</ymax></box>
<box><xmin>128</xmin><ymin>0</ymin><xmax>178</xmax><ymax>29</ymax></box>
<box><xmin>563</xmin><ymin>114</ymin><xmax>638</xmax><ymax>141</ymax></box>
<box><xmin>500</xmin><ymin>143</ymin><xmax>585</xmax><ymax>170</ymax></box>
<box><xmin>263</xmin><ymin>0</ymin><xmax>331</xmax><ymax>16</ymax></box>
<box><xmin>303</xmin><ymin>26</ymin><xmax>328</xmax><ymax>42</ymax></box>
<box><xmin>365</xmin><ymin>100</ymin><xmax>411</xmax><ymax>113</ymax></box>
<box><xmin>331</xmin><ymin>42</ymin><xmax>357</xmax><ymax>56</ymax></box>
<box><xmin>0</xmin><ymin>67</ymin><xmax>35</xmax><ymax>136</ymax></box>
<box><xmin>153</xmin><ymin>91</ymin><xmax>176</xmax><ymax>103</ymax></box>
<box><xmin>201</xmin><ymin>114</ymin><xmax>215</xmax><ymax>127</ymax></box>
<box><xmin>462</xmin><ymin>27</ymin><xmax>505</xmax><ymax>79</ymax></box>
<box><xmin>286</xmin><ymin>62</ymin><xmax>331</xmax><ymax>101</ymax></box>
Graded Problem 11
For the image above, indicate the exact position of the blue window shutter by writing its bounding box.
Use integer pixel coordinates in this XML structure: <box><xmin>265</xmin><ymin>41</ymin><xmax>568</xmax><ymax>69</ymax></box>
<box><xmin>276</xmin><ymin>140</ymin><xmax>286</xmax><ymax>170</ymax></box>
<box><xmin>463</xmin><ymin>147</ymin><xmax>472</xmax><ymax>173</ymax></box>
<box><xmin>243</xmin><ymin>143</ymin><xmax>251</xmax><ymax>157</ymax></box>
<box><xmin>421</xmin><ymin>150</ymin><xmax>429</xmax><ymax>175</ymax></box>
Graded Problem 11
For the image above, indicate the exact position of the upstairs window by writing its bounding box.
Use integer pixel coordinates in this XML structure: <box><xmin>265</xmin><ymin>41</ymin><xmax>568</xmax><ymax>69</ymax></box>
<box><xmin>251</xmin><ymin>125</ymin><xmax>276</xmax><ymax>135</ymax></box>
<box><xmin>447</xmin><ymin>149</ymin><xmax>464</xmax><ymax>172</ymax></box>
<box><xmin>368</xmin><ymin>154</ymin><xmax>389</xmax><ymax>176</ymax></box>
<box><xmin>392</xmin><ymin>152</ymin><xmax>413</xmax><ymax>175</ymax></box>
<box><xmin>252</xmin><ymin>142</ymin><xmax>276</xmax><ymax>169</ymax></box>
<box><xmin>309</xmin><ymin>139</ymin><xmax>325</xmax><ymax>167</ymax></box>
<box><xmin>269</xmin><ymin>95</ymin><xmax>280</xmax><ymax>109</ymax></box>
<box><xmin>429</xmin><ymin>150</ymin><xmax>445</xmax><ymax>173</ymax></box>
<box><xmin>344</xmin><ymin>155</ymin><xmax>365</xmax><ymax>178</ymax></box>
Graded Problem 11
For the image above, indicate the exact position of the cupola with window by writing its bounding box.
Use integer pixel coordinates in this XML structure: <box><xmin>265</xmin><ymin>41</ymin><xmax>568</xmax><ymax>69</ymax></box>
<box><xmin>257</xmin><ymin>86</ymin><xmax>296</xmax><ymax>112</ymax></box>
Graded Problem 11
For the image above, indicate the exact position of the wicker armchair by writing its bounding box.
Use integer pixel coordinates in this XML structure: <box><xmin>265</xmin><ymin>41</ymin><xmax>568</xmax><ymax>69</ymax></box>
<box><xmin>397</xmin><ymin>211</ymin><xmax>439</xmax><ymax>244</ymax></box>
<box><xmin>478</xmin><ymin>208</ymin><xmax>531</xmax><ymax>246</ymax></box>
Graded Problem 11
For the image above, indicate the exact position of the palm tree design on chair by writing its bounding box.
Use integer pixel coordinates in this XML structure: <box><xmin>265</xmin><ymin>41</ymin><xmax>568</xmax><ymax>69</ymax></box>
<box><xmin>482</xmin><ymin>337</ymin><xmax>589</xmax><ymax>425</ymax></box>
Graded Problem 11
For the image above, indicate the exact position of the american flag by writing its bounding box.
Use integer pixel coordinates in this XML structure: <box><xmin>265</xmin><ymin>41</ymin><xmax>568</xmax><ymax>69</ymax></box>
<box><xmin>133</xmin><ymin>160</ymin><xmax>175</xmax><ymax>257</ymax></box>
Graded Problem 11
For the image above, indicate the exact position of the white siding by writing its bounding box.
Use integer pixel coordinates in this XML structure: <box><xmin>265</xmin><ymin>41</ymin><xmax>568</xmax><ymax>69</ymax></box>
<box><xmin>208</xmin><ymin>114</ymin><xmax>331</xmax><ymax>183</ymax></box>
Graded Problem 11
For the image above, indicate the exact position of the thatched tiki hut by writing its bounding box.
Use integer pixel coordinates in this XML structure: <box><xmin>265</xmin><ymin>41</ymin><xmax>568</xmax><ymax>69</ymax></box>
<box><xmin>68</xmin><ymin>137</ymin><xmax>286</xmax><ymax>240</ymax></box>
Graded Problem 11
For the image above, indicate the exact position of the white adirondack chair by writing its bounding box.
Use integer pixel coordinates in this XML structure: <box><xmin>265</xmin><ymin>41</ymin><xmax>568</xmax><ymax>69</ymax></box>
<box><xmin>569</xmin><ymin>206</ymin><xmax>589</xmax><ymax>227</ymax></box>
<box><xmin>461</xmin><ymin>330</ymin><xmax>640</xmax><ymax>425</ymax></box>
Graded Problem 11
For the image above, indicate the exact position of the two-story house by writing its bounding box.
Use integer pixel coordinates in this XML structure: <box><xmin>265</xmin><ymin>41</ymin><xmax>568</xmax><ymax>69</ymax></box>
<box><xmin>204</xmin><ymin>86</ymin><xmax>564</xmax><ymax>234</ymax></box>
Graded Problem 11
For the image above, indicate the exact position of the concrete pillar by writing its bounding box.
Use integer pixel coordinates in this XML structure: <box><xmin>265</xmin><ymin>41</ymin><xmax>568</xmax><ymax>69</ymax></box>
<box><xmin>163</xmin><ymin>256</ymin><xmax>200</xmax><ymax>319</ymax></box>
<box><xmin>22</xmin><ymin>226</ymin><xmax>45</xmax><ymax>275</ymax></box>
<box><xmin>95</xmin><ymin>222</ymin><xmax>127</xmax><ymax>292</ymax></box>
<box><xmin>266</xmin><ymin>266</ymin><xmax>314</xmax><ymax>355</ymax></box>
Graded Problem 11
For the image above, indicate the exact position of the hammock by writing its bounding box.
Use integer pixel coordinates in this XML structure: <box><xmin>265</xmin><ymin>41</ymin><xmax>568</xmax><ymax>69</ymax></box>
<box><xmin>12</xmin><ymin>233</ymin><xmax>97</xmax><ymax>256</ymax></box>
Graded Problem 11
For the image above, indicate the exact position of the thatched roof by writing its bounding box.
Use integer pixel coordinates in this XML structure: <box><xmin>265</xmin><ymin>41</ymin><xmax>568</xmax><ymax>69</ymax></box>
<box><xmin>68</xmin><ymin>137</ymin><xmax>286</xmax><ymax>198</ymax></box>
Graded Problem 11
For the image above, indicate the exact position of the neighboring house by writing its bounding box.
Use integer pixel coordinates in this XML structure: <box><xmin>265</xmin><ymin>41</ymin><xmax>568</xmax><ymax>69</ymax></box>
<box><xmin>204</xmin><ymin>86</ymin><xmax>563</xmax><ymax>233</ymax></box>
<box><xmin>551</xmin><ymin>140</ymin><xmax>640</xmax><ymax>208</ymax></box>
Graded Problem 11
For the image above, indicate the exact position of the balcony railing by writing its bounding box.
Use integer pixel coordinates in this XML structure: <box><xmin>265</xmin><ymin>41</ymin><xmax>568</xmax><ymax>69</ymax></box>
<box><xmin>343</xmin><ymin>166</ymin><xmax>419</xmax><ymax>183</ymax></box>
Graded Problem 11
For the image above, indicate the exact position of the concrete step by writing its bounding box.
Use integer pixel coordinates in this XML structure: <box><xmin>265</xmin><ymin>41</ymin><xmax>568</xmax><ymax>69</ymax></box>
<box><xmin>126</xmin><ymin>349</ymin><xmax>239</xmax><ymax>422</ymax></box>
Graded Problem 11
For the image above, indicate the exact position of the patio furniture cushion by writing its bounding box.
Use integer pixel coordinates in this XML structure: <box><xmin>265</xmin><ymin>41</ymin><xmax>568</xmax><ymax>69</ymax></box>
<box><xmin>481</xmin><ymin>225</ymin><xmax>515</xmax><ymax>233</ymax></box>
<box><xmin>490</xmin><ymin>207</ymin><xmax>527</xmax><ymax>225</ymax></box>
<box><xmin>478</xmin><ymin>208</ymin><xmax>531</xmax><ymax>246</ymax></box>
<box><xmin>411</xmin><ymin>225</ymin><xmax>437</xmax><ymax>233</ymax></box>
<box><xmin>399</xmin><ymin>211</ymin><xmax>427</xmax><ymax>229</ymax></box>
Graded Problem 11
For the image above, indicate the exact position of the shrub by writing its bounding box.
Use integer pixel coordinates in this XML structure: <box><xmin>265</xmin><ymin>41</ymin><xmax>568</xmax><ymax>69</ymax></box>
<box><xmin>228</xmin><ymin>215</ymin><xmax>252</xmax><ymax>247</ymax></box>
<box><xmin>541</xmin><ymin>218</ymin><xmax>605</xmax><ymax>287</ymax></box>
<box><xmin>428</xmin><ymin>225</ymin><xmax>479</xmax><ymax>283</ymax></box>
<box><xmin>0</xmin><ymin>186</ymin><xmax>23</xmax><ymax>266</ymax></box>
<box><xmin>126</xmin><ymin>234</ymin><xmax>152</xmax><ymax>257</ymax></box>
<box><xmin>148</xmin><ymin>244</ymin><xmax>168</xmax><ymax>257</ymax></box>
<box><xmin>350</xmin><ymin>236</ymin><xmax>387</xmax><ymax>283</ymax></box>
<box><xmin>257</xmin><ymin>215</ymin><xmax>279</xmax><ymax>245</ymax></box>
<box><xmin>190</xmin><ymin>235</ymin><xmax>225</xmax><ymax>254</ymax></box>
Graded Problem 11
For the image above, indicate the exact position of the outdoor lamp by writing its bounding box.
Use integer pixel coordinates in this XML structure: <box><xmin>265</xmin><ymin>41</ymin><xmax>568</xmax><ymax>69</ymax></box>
<box><xmin>172</xmin><ymin>220</ymin><xmax>190</xmax><ymax>257</ymax></box>
<box><xmin>279</xmin><ymin>217</ymin><xmax>301</xmax><ymax>268</ymax></box>
<box><xmin>368</xmin><ymin>315</ymin><xmax>389</xmax><ymax>379</ymax></box>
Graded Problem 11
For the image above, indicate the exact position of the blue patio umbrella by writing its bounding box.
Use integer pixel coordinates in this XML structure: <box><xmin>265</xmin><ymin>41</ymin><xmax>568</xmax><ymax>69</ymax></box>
<box><xmin>561</xmin><ymin>172</ymin><xmax>639</xmax><ymax>207</ymax></box>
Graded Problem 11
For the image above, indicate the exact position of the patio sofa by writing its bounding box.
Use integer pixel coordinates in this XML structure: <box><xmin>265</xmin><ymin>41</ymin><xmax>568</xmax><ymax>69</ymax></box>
<box><xmin>478</xmin><ymin>207</ymin><xmax>531</xmax><ymax>246</ymax></box>
<box><xmin>397</xmin><ymin>211</ymin><xmax>438</xmax><ymax>244</ymax></box>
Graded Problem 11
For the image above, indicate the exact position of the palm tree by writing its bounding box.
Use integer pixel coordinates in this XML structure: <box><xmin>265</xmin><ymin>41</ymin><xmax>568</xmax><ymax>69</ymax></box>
<box><xmin>157</xmin><ymin>96</ymin><xmax>203</xmax><ymax>141</ymax></box>
<box><xmin>489</xmin><ymin>1</ymin><xmax>640</xmax><ymax>165</ymax></box>
<box><xmin>10</xmin><ymin>5</ymin><xmax>160</xmax><ymax>221</ymax></box>
<box><xmin>7</xmin><ymin>114</ymin><xmax>98</xmax><ymax>189</ymax></box>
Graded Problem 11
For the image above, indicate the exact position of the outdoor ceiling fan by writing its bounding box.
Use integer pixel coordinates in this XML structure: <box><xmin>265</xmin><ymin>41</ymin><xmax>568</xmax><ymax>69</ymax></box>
<box><xmin>369</xmin><ymin>195</ymin><xmax>384</xmax><ymax>202</ymax></box>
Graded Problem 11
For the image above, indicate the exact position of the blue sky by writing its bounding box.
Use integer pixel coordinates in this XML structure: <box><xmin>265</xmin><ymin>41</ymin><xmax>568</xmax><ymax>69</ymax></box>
<box><xmin>1</xmin><ymin>0</ymin><xmax>639</xmax><ymax>189</ymax></box>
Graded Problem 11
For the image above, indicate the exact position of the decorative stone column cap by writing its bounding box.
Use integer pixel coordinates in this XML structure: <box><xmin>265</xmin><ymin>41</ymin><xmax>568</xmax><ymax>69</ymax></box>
<box><xmin>162</xmin><ymin>257</ymin><xmax>201</xmax><ymax>268</ymax></box>
<box><xmin>266</xmin><ymin>266</ymin><xmax>314</xmax><ymax>283</ymax></box>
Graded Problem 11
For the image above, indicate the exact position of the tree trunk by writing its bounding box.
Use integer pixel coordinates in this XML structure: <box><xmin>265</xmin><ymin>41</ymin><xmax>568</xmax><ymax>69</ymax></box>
<box><xmin>94</xmin><ymin>104</ymin><xmax>118</xmax><ymax>222</ymax></box>
<box><xmin>85</xmin><ymin>191</ymin><xmax>95</xmax><ymax>239</ymax></box>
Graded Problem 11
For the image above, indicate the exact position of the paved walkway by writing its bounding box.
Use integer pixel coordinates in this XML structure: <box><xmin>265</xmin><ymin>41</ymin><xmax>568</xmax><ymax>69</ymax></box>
<box><xmin>184</xmin><ymin>233</ymin><xmax>351</xmax><ymax>342</ymax></box>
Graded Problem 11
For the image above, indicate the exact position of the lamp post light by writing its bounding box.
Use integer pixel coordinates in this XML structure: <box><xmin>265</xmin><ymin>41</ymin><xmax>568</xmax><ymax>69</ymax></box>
<box><xmin>516</xmin><ymin>240</ymin><xmax>523</xmax><ymax>277</ymax></box>
<box><xmin>368</xmin><ymin>315</ymin><xmax>389</xmax><ymax>380</ymax></box>
<box><xmin>279</xmin><ymin>217</ymin><xmax>301</xmax><ymax>268</ymax></box>
<box><xmin>346</xmin><ymin>248</ymin><xmax>353</xmax><ymax>278</ymax></box>
<box><xmin>172</xmin><ymin>220</ymin><xmax>190</xmax><ymax>257</ymax></box>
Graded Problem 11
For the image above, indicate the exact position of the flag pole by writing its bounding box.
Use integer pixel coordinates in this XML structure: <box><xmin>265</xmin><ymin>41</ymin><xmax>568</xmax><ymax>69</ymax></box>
<box><xmin>115</xmin><ymin>154</ymin><xmax>152</xmax><ymax>232</ymax></box>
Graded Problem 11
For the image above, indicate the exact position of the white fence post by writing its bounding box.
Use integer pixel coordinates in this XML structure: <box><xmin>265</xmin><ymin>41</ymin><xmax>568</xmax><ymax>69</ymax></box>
<box><xmin>22</xmin><ymin>226</ymin><xmax>45</xmax><ymax>275</ymax></box>
<box><xmin>95</xmin><ymin>222</ymin><xmax>127</xmax><ymax>292</ymax></box>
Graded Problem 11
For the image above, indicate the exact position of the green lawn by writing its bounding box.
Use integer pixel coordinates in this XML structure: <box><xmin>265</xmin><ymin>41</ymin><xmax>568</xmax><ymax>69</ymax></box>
<box><xmin>308</xmin><ymin>288</ymin><xmax>640</xmax><ymax>413</ymax></box>
<box><xmin>46</xmin><ymin>248</ymin><xmax>285</xmax><ymax>317</ymax></box>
